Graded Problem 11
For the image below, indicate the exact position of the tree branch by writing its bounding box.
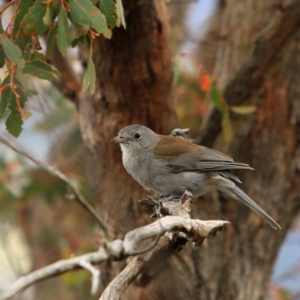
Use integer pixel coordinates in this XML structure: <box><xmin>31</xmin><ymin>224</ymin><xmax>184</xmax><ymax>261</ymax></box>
<box><xmin>78</xmin><ymin>260</ymin><xmax>101</xmax><ymax>295</ymax></box>
<box><xmin>0</xmin><ymin>216</ymin><xmax>229</xmax><ymax>300</ymax></box>
<box><xmin>47</xmin><ymin>43</ymin><xmax>81</xmax><ymax>105</ymax></box>
<box><xmin>100</xmin><ymin>217</ymin><xmax>229</xmax><ymax>300</ymax></box>
<box><xmin>201</xmin><ymin>0</ymin><xmax>300</xmax><ymax>146</ymax></box>
<box><xmin>0</xmin><ymin>136</ymin><xmax>109</xmax><ymax>237</ymax></box>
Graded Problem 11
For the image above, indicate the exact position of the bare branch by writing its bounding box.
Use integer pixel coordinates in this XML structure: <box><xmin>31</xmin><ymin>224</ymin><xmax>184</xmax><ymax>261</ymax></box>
<box><xmin>0</xmin><ymin>248</ymin><xmax>109</xmax><ymax>300</ymax></box>
<box><xmin>0</xmin><ymin>136</ymin><xmax>109</xmax><ymax>237</ymax></box>
<box><xmin>78</xmin><ymin>260</ymin><xmax>101</xmax><ymax>295</ymax></box>
<box><xmin>0</xmin><ymin>217</ymin><xmax>229</xmax><ymax>300</ymax></box>
<box><xmin>99</xmin><ymin>236</ymin><xmax>171</xmax><ymax>300</ymax></box>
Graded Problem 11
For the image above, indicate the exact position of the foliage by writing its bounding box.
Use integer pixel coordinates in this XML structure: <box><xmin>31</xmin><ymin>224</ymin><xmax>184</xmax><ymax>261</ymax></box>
<box><xmin>0</xmin><ymin>0</ymin><xmax>126</xmax><ymax>137</ymax></box>
<box><xmin>174</xmin><ymin>56</ymin><xmax>257</xmax><ymax>140</ymax></box>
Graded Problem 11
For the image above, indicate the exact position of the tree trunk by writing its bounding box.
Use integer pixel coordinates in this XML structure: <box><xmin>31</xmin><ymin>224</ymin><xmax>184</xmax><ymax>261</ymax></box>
<box><xmin>193</xmin><ymin>1</ymin><xmax>300</xmax><ymax>299</ymax></box>
<box><xmin>78</xmin><ymin>0</ymin><xmax>177</xmax><ymax>292</ymax></box>
<box><xmin>78</xmin><ymin>0</ymin><xmax>300</xmax><ymax>299</ymax></box>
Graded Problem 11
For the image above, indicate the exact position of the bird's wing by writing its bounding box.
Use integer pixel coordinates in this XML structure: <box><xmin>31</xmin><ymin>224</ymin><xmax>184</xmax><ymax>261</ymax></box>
<box><xmin>154</xmin><ymin>136</ymin><xmax>252</xmax><ymax>172</ymax></box>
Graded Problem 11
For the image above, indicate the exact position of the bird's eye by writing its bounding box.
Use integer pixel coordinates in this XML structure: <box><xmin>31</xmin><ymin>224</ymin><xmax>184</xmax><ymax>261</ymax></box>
<box><xmin>135</xmin><ymin>132</ymin><xmax>142</xmax><ymax>139</ymax></box>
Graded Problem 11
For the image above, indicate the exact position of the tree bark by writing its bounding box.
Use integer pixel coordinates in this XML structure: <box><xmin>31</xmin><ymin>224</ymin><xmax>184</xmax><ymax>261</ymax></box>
<box><xmin>78</xmin><ymin>0</ymin><xmax>300</xmax><ymax>299</ymax></box>
<box><xmin>78</xmin><ymin>0</ymin><xmax>177</xmax><ymax>293</ymax></box>
<box><xmin>192</xmin><ymin>1</ymin><xmax>300</xmax><ymax>299</ymax></box>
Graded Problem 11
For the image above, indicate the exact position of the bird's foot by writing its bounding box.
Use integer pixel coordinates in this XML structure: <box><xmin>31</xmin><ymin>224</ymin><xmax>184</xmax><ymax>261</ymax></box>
<box><xmin>157</xmin><ymin>194</ymin><xmax>177</xmax><ymax>203</ymax></box>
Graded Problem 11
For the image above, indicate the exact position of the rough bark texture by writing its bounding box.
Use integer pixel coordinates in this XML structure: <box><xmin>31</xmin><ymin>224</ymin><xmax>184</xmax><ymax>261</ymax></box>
<box><xmin>78</xmin><ymin>0</ymin><xmax>177</xmax><ymax>294</ymax></box>
<box><xmin>78</xmin><ymin>0</ymin><xmax>300</xmax><ymax>299</ymax></box>
<box><xmin>192</xmin><ymin>1</ymin><xmax>300</xmax><ymax>299</ymax></box>
<box><xmin>79</xmin><ymin>0</ymin><xmax>176</xmax><ymax>234</ymax></box>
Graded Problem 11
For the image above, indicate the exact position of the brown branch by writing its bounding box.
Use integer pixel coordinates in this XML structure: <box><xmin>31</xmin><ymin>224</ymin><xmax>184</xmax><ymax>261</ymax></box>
<box><xmin>0</xmin><ymin>0</ymin><xmax>15</xmax><ymax>16</ymax></box>
<box><xmin>201</xmin><ymin>0</ymin><xmax>300</xmax><ymax>147</ymax></box>
<box><xmin>0</xmin><ymin>136</ymin><xmax>109</xmax><ymax>237</ymax></box>
<box><xmin>0</xmin><ymin>217</ymin><xmax>229</xmax><ymax>300</ymax></box>
<box><xmin>46</xmin><ymin>43</ymin><xmax>81</xmax><ymax>105</ymax></box>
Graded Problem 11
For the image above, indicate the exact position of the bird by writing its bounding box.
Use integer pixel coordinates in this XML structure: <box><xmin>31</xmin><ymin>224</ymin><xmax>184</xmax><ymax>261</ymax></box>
<box><xmin>111</xmin><ymin>124</ymin><xmax>281</xmax><ymax>230</ymax></box>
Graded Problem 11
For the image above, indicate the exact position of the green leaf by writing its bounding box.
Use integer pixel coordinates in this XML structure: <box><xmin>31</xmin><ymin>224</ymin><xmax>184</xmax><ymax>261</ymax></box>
<box><xmin>115</xmin><ymin>0</ymin><xmax>126</xmax><ymax>28</ymax></box>
<box><xmin>23</xmin><ymin>59</ymin><xmax>60</xmax><ymax>80</ymax></box>
<box><xmin>21</xmin><ymin>110</ymin><xmax>33</xmax><ymax>120</ymax></box>
<box><xmin>82</xmin><ymin>56</ymin><xmax>96</xmax><ymax>93</ymax></box>
<box><xmin>23</xmin><ymin>0</ymin><xmax>48</xmax><ymax>35</ymax></box>
<box><xmin>1</xmin><ymin>77</ymin><xmax>27</xmax><ymax>105</ymax></box>
<box><xmin>210</xmin><ymin>84</ymin><xmax>225</xmax><ymax>113</ymax></box>
<box><xmin>71</xmin><ymin>34</ymin><xmax>85</xmax><ymax>48</ymax></box>
<box><xmin>69</xmin><ymin>0</ymin><xmax>112</xmax><ymax>38</ymax></box>
<box><xmin>0</xmin><ymin>45</ymin><xmax>5</xmax><ymax>68</ymax></box>
<box><xmin>57</xmin><ymin>7</ymin><xmax>69</xmax><ymax>55</ymax></box>
<box><xmin>0</xmin><ymin>78</ymin><xmax>11</xmax><ymax>117</ymax></box>
<box><xmin>2</xmin><ymin>79</ymin><xmax>28</xmax><ymax>135</ymax></box>
<box><xmin>32</xmin><ymin>51</ymin><xmax>44</xmax><ymax>60</ymax></box>
<box><xmin>0</xmin><ymin>23</ymin><xmax>5</xmax><ymax>67</ymax></box>
<box><xmin>6</xmin><ymin>110</ymin><xmax>23</xmax><ymax>137</ymax></box>
<box><xmin>173</xmin><ymin>55</ymin><xmax>181</xmax><ymax>85</ymax></box>
<box><xmin>46</xmin><ymin>25</ymin><xmax>58</xmax><ymax>57</ymax></box>
<box><xmin>17</xmin><ymin>58</ymin><xmax>25</xmax><ymax>69</ymax></box>
<box><xmin>0</xmin><ymin>77</ymin><xmax>28</xmax><ymax>137</ymax></box>
<box><xmin>43</xmin><ymin>5</ymin><xmax>52</xmax><ymax>26</ymax></box>
<box><xmin>13</xmin><ymin>0</ymin><xmax>34</xmax><ymax>35</ymax></box>
<box><xmin>221</xmin><ymin>110</ymin><xmax>232</xmax><ymax>141</ymax></box>
<box><xmin>1</xmin><ymin>37</ymin><xmax>22</xmax><ymax>62</ymax></box>
<box><xmin>16</xmin><ymin>58</ymin><xmax>26</xmax><ymax>84</ymax></box>
<box><xmin>14</xmin><ymin>35</ymin><xmax>33</xmax><ymax>53</ymax></box>
<box><xmin>230</xmin><ymin>106</ymin><xmax>257</xmax><ymax>115</ymax></box>
<box><xmin>100</xmin><ymin>0</ymin><xmax>117</xmax><ymax>27</ymax></box>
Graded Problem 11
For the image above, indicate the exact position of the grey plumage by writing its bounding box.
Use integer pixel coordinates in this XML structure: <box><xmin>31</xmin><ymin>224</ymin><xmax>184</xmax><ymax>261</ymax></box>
<box><xmin>112</xmin><ymin>124</ymin><xmax>281</xmax><ymax>230</ymax></box>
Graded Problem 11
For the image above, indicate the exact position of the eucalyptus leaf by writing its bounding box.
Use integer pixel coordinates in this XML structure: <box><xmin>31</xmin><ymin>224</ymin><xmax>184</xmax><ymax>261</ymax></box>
<box><xmin>23</xmin><ymin>0</ymin><xmax>48</xmax><ymax>35</ymax></box>
<box><xmin>23</xmin><ymin>59</ymin><xmax>60</xmax><ymax>80</ymax></box>
<box><xmin>210</xmin><ymin>85</ymin><xmax>226</xmax><ymax>113</ymax></box>
<box><xmin>82</xmin><ymin>57</ymin><xmax>96</xmax><ymax>94</ymax></box>
<box><xmin>6</xmin><ymin>110</ymin><xmax>23</xmax><ymax>137</ymax></box>
<box><xmin>2</xmin><ymin>37</ymin><xmax>22</xmax><ymax>62</ymax></box>
<box><xmin>71</xmin><ymin>35</ymin><xmax>85</xmax><ymax>48</ymax></box>
<box><xmin>221</xmin><ymin>110</ymin><xmax>232</xmax><ymax>141</ymax></box>
<box><xmin>100</xmin><ymin>0</ymin><xmax>117</xmax><ymax>27</ymax></box>
<box><xmin>46</xmin><ymin>25</ymin><xmax>58</xmax><ymax>57</ymax></box>
<box><xmin>43</xmin><ymin>5</ymin><xmax>52</xmax><ymax>26</ymax></box>
<box><xmin>230</xmin><ymin>106</ymin><xmax>257</xmax><ymax>115</ymax></box>
<box><xmin>57</xmin><ymin>7</ymin><xmax>69</xmax><ymax>55</ymax></box>
<box><xmin>13</xmin><ymin>0</ymin><xmax>34</xmax><ymax>35</ymax></box>
<box><xmin>69</xmin><ymin>0</ymin><xmax>112</xmax><ymax>38</ymax></box>
<box><xmin>0</xmin><ymin>45</ymin><xmax>5</xmax><ymax>68</ymax></box>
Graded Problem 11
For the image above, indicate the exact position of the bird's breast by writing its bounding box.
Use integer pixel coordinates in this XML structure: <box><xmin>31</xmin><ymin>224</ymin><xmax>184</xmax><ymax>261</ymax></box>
<box><xmin>120</xmin><ymin>145</ymin><xmax>151</xmax><ymax>186</ymax></box>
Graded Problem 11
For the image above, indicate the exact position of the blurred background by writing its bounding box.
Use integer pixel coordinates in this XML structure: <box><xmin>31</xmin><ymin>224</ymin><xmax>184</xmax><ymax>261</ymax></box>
<box><xmin>0</xmin><ymin>0</ymin><xmax>300</xmax><ymax>299</ymax></box>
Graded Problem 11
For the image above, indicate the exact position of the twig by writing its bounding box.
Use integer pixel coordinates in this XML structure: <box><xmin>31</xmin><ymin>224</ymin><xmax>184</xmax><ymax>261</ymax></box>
<box><xmin>0</xmin><ymin>217</ymin><xmax>229</xmax><ymax>300</ymax></box>
<box><xmin>0</xmin><ymin>136</ymin><xmax>109</xmax><ymax>237</ymax></box>
<box><xmin>78</xmin><ymin>260</ymin><xmax>101</xmax><ymax>295</ymax></box>
<box><xmin>0</xmin><ymin>0</ymin><xmax>15</xmax><ymax>16</ymax></box>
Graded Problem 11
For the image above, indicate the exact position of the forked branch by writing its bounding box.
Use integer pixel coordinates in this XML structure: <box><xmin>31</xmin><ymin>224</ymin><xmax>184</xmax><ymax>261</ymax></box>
<box><xmin>0</xmin><ymin>216</ymin><xmax>229</xmax><ymax>300</ymax></box>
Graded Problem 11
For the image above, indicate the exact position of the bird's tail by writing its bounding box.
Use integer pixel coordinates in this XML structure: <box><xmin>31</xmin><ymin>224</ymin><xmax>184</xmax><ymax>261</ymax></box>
<box><xmin>216</xmin><ymin>179</ymin><xmax>281</xmax><ymax>230</ymax></box>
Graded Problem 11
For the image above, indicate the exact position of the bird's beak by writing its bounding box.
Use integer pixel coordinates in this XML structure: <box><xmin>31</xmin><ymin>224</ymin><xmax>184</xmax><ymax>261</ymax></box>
<box><xmin>111</xmin><ymin>136</ymin><xmax>127</xmax><ymax>143</ymax></box>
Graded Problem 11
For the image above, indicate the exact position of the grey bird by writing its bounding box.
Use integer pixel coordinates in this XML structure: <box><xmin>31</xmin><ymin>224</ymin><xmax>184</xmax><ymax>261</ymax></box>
<box><xmin>111</xmin><ymin>124</ymin><xmax>281</xmax><ymax>230</ymax></box>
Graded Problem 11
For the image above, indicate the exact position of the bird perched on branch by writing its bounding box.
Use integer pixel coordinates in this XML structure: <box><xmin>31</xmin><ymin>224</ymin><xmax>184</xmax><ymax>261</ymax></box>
<box><xmin>112</xmin><ymin>124</ymin><xmax>281</xmax><ymax>230</ymax></box>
